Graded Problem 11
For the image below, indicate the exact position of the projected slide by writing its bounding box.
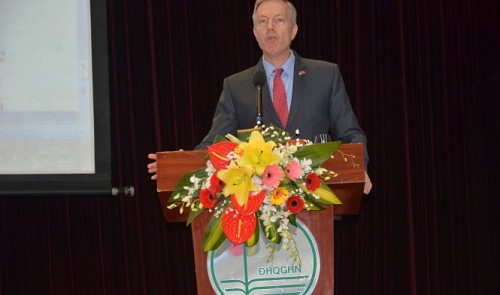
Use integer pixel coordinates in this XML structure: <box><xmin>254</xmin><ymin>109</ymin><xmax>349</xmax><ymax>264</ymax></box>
<box><xmin>0</xmin><ymin>0</ymin><xmax>94</xmax><ymax>174</ymax></box>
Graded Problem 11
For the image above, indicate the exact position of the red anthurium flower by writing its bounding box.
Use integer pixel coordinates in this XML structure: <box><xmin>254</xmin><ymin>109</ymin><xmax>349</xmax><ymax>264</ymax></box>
<box><xmin>305</xmin><ymin>173</ymin><xmax>321</xmax><ymax>191</ymax></box>
<box><xmin>222</xmin><ymin>208</ymin><xmax>257</xmax><ymax>244</ymax></box>
<box><xmin>209</xmin><ymin>172</ymin><xmax>224</xmax><ymax>194</ymax></box>
<box><xmin>286</xmin><ymin>195</ymin><xmax>304</xmax><ymax>214</ymax></box>
<box><xmin>230</xmin><ymin>189</ymin><xmax>266</xmax><ymax>215</ymax></box>
<box><xmin>199</xmin><ymin>188</ymin><xmax>217</xmax><ymax>209</ymax></box>
<box><xmin>207</xmin><ymin>141</ymin><xmax>238</xmax><ymax>170</ymax></box>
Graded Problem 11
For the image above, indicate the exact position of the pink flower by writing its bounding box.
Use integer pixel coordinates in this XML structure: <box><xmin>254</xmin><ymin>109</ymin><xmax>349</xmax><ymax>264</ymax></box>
<box><xmin>262</xmin><ymin>165</ymin><xmax>283</xmax><ymax>188</ymax></box>
<box><xmin>298</xmin><ymin>70</ymin><xmax>306</xmax><ymax>76</ymax></box>
<box><xmin>285</xmin><ymin>160</ymin><xmax>301</xmax><ymax>181</ymax></box>
<box><xmin>228</xmin><ymin>243</ymin><xmax>244</xmax><ymax>256</ymax></box>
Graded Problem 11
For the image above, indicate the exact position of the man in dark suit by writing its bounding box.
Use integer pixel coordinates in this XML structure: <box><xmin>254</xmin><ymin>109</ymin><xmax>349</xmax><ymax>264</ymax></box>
<box><xmin>196</xmin><ymin>51</ymin><xmax>368</xmax><ymax>159</ymax></box>
<box><xmin>149</xmin><ymin>0</ymin><xmax>372</xmax><ymax>193</ymax></box>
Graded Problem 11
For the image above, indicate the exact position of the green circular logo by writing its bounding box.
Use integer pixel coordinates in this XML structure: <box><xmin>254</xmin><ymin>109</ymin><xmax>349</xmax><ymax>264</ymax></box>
<box><xmin>207</xmin><ymin>220</ymin><xmax>320</xmax><ymax>294</ymax></box>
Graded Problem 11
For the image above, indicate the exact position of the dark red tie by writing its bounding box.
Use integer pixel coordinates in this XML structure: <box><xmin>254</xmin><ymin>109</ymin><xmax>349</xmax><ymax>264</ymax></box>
<box><xmin>273</xmin><ymin>68</ymin><xmax>288</xmax><ymax>128</ymax></box>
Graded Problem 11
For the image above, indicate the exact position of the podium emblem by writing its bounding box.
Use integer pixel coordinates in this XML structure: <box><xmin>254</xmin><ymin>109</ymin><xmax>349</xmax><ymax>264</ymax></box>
<box><xmin>207</xmin><ymin>220</ymin><xmax>321</xmax><ymax>295</ymax></box>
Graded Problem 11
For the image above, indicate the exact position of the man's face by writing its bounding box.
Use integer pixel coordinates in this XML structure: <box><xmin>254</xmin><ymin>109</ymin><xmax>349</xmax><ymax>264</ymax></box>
<box><xmin>253</xmin><ymin>0</ymin><xmax>298</xmax><ymax>64</ymax></box>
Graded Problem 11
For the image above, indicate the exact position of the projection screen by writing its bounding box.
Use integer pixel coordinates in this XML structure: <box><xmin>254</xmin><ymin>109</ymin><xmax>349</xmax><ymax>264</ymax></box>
<box><xmin>0</xmin><ymin>0</ymin><xmax>112</xmax><ymax>196</ymax></box>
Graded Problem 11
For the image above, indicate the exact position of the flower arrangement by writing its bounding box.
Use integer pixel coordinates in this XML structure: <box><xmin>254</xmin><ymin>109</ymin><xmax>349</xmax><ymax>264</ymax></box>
<box><xmin>167</xmin><ymin>126</ymin><xmax>342</xmax><ymax>264</ymax></box>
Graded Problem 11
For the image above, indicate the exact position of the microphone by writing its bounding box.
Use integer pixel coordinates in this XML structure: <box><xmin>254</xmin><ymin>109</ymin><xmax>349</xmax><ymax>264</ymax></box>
<box><xmin>253</xmin><ymin>71</ymin><xmax>266</xmax><ymax>127</ymax></box>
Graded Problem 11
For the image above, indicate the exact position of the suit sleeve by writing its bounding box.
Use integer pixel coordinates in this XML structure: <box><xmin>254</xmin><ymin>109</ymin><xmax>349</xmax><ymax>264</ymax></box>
<box><xmin>195</xmin><ymin>78</ymin><xmax>238</xmax><ymax>150</ymax></box>
<box><xmin>329</xmin><ymin>65</ymin><xmax>369</xmax><ymax>167</ymax></box>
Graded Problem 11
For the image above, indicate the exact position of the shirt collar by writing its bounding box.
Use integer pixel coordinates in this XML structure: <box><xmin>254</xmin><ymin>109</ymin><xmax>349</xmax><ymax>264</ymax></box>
<box><xmin>262</xmin><ymin>50</ymin><xmax>295</xmax><ymax>79</ymax></box>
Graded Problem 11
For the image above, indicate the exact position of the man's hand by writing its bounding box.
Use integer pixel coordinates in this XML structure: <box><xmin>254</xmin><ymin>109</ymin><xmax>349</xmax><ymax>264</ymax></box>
<box><xmin>147</xmin><ymin>150</ymin><xmax>184</xmax><ymax>180</ymax></box>
<box><xmin>147</xmin><ymin>153</ymin><xmax>158</xmax><ymax>180</ymax></box>
<box><xmin>364</xmin><ymin>171</ymin><xmax>372</xmax><ymax>194</ymax></box>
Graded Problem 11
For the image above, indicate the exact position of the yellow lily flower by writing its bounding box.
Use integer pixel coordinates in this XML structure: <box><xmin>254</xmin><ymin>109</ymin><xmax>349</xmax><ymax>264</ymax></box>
<box><xmin>217</xmin><ymin>162</ymin><xmax>257</xmax><ymax>207</ymax></box>
<box><xmin>237</xmin><ymin>131</ymin><xmax>281</xmax><ymax>176</ymax></box>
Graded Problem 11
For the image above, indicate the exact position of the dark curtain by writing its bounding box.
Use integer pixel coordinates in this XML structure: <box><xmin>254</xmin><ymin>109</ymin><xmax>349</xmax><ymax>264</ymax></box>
<box><xmin>1</xmin><ymin>0</ymin><xmax>498</xmax><ymax>294</ymax></box>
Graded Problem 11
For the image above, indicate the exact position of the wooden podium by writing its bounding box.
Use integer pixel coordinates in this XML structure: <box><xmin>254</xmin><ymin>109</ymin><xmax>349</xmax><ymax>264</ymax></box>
<box><xmin>156</xmin><ymin>143</ymin><xmax>365</xmax><ymax>295</ymax></box>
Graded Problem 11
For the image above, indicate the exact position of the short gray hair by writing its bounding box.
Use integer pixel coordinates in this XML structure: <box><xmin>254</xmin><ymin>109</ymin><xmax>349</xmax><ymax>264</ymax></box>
<box><xmin>252</xmin><ymin>0</ymin><xmax>297</xmax><ymax>27</ymax></box>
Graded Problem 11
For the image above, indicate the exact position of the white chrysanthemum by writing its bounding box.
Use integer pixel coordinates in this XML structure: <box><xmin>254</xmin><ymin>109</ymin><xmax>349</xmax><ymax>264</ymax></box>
<box><xmin>300</xmin><ymin>158</ymin><xmax>313</xmax><ymax>174</ymax></box>
<box><xmin>190</xmin><ymin>175</ymin><xmax>202</xmax><ymax>188</ymax></box>
<box><xmin>252</xmin><ymin>175</ymin><xmax>264</xmax><ymax>190</ymax></box>
<box><xmin>314</xmin><ymin>167</ymin><xmax>328</xmax><ymax>176</ymax></box>
<box><xmin>286</xmin><ymin>145</ymin><xmax>298</xmax><ymax>154</ymax></box>
<box><xmin>181</xmin><ymin>195</ymin><xmax>192</xmax><ymax>206</ymax></box>
<box><xmin>213</xmin><ymin>198</ymin><xmax>229</xmax><ymax>218</ymax></box>
<box><xmin>226</xmin><ymin>151</ymin><xmax>240</xmax><ymax>161</ymax></box>
<box><xmin>205</xmin><ymin>160</ymin><xmax>216</xmax><ymax>175</ymax></box>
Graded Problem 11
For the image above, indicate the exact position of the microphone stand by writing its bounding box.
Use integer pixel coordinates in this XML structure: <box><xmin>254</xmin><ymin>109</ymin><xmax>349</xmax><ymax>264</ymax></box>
<box><xmin>256</xmin><ymin>84</ymin><xmax>263</xmax><ymax>127</ymax></box>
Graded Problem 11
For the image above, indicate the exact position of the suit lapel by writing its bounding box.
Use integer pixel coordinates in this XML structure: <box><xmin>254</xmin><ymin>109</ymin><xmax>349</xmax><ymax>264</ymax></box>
<box><xmin>262</xmin><ymin>78</ymin><xmax>278</xmax><ymax>125</ymax></box>
<box><xmin>288</xmin><ymin>54</ymin><xmax>307</xmax><ymax>128</ymax></box>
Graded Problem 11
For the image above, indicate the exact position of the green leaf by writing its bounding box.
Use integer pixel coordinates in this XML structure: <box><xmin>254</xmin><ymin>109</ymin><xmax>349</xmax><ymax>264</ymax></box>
<box><xmin>303</xmin><ymin>180</ymin><xmax>342</xmax><ymax>205</ymax></box>
<box><xmin>213</xmin><ymin>134</ymin><xmax>228</xmax><ymax>144</ymax></box>
<box><xmin>202</xmin><ymin>215</ymin><xmax>227</xmax><ymax>251</ymax></box>
<box><xmin>294</xmin><ymin>141</ymin><xmax>342</xmax><ymax>167</ymax></box>
<box><xmin>261</xmin><ymin>219</ymin><xmax>282</xmax><ymax>244</ymax></box>
<box><xmin>186</xmin><ymin>201</ymin><xmax>205</xmax><ymax>225</ymax></box>
<box><xmin>288</xmin><ymin>214</ymin><xmax>297</xmax><ymax>226</ymax></box>
<box><xmin>262</xmin><ymin>124</ymin><xmax>290</xmax><ymax>144</ymax></box>
<box><xmin>302</xmin><ymin>193</ymin><xmax>326</xmax><ymax>210</ymax></box>
<box><xmin>245</xmin><ymin>220</ymin><xmax>260</xmax><ymax>247</ymax></box>
<box><xmin>236</xmin><ymin>128</ymin><xmax>259</xmax><ymax>141</ymax></box>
